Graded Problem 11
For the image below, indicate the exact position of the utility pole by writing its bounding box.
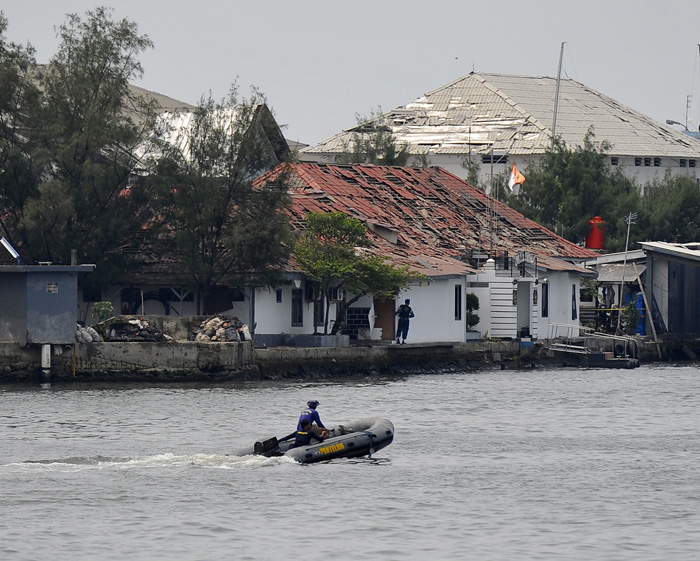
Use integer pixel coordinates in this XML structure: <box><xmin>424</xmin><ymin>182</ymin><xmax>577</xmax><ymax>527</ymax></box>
<box><xmin>616</xmin><ymin>212</ymin><xmax>637</xmax><ymax>334</ymax></box>
<box><xmin>551</xmin><ymin>42</ymin><xmax>566</xmax><ymax>149</ymax></box>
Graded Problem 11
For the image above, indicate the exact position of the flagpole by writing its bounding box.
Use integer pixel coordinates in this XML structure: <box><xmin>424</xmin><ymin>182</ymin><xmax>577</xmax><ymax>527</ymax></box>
<box><xmin>551</xmin><ymin>42</ymin><xmax>565</xmax><ymax>150</ymax></box>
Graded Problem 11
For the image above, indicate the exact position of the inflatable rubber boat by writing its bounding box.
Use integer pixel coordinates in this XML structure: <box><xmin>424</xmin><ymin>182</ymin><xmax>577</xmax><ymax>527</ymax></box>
<box><xmin>233</xmin><ymin>417</ymin><xmax>394</xmax><ymax>464</ymax></box>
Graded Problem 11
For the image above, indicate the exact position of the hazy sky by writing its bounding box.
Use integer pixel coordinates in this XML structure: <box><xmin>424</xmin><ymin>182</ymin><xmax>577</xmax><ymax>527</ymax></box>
<box><xmin>3</xmin><ymin>1</ymin><xmax>700</xmax><ymax>145</ymax></box>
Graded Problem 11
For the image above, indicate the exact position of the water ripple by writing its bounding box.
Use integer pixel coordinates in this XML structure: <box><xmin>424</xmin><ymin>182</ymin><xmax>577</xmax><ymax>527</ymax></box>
<box><xmin>2</xmin><ymin>364</ymin><xmax>700</xmax><ymax>560</ymax></box>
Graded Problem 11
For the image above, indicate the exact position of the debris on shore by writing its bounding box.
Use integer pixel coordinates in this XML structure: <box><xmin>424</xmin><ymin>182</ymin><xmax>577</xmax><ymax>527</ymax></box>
<box><xmin>76</xmin><ymin>325</ymin><xmax>102</xmax><ymax>343</ymax></box>
<box><xmin>79</xmin><ymin>317</ymin><xmax>172</xmax><ymax>343</ymax></box>
<box><xmin>76</xmin><ymin>315</ymin><xmax>251</xmax><ymax>344</ymax></box>
<box><xmin>193</xmin><ymin>315</ymin><xmax>251</xmax><ymax>342</ymax></box>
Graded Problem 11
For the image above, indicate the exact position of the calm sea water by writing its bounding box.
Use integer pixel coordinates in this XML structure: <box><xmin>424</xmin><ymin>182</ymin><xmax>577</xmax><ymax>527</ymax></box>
<box><xmin>2</xmin><ymin>364</ymin><xmax>699</xmax><ymax>561</ymax></box>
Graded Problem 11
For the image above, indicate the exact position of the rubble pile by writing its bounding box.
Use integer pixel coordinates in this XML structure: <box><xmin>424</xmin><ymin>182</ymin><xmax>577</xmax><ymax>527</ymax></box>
<box><xmin>193</xmin><ymin>315</ymin><xmax>251</xmax><ymax>342</ymax></box>
<box><xmin>76</xmin><ymin>325</ymin><xmax>102</xmax><ymax>343</ymax></box>
<box><xmin>74</xmin><ymin>316</ymin><xmax>252</xmax><ymax>344</ymax></box>
<box><xmin>94</xmin><ymin>317</ymin><xmax>173</xmax><ymax>342</ymax></box>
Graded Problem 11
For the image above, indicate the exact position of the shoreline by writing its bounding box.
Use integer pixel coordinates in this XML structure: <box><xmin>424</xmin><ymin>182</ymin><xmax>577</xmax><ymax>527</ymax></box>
<box><xmin>1</xmin><ymin>340</ymin><xmax>524</xmax><ymax>384</ymax></box>
<box><xmin>2</xmin><ymin>337</ymin><xmax>694</xmax><ymax>385</ymax></box>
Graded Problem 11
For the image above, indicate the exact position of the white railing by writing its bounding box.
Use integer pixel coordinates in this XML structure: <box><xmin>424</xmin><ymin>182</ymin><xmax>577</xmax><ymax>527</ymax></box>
<box><xmin>547</xmin><ymin>323</ymin><xmax>640</xmax><ymax>358</ymax></box>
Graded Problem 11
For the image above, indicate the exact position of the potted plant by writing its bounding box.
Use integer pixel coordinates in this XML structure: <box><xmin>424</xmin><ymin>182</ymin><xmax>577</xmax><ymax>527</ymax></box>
<box><xmin>466</xmin><ymin>292</ymin><xmax>481</xmax><ymax>340</ymax></box>
<box><xmin>92</xmin><ymin>301</ymin><xmax>115</xmax><ymax>322</ymax></box>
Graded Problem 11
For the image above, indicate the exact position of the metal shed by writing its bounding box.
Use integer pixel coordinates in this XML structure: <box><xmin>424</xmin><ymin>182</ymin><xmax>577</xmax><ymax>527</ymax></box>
<box><xmin>640</xmin><ymin>241</ymin><xmax>700</xmax><ymax>337</ymax></box>
<box><xmin>0</xmin><ymin>264</ymin><xmax>95</xmax><ymax>345</ymax></box>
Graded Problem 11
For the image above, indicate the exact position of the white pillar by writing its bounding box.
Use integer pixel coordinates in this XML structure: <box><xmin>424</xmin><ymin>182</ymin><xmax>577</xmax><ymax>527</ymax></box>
<box><xmin>41</xmin><ymin>344</ymin><xmax>51</xmax><ymax>377</ymax></box>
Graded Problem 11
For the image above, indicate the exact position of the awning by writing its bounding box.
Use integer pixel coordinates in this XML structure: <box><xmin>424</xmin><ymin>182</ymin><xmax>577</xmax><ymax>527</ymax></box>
<box><xmin>596</xmin><ymin>263</ymin><xmax>646</xmax><ymax>283</ymax></box>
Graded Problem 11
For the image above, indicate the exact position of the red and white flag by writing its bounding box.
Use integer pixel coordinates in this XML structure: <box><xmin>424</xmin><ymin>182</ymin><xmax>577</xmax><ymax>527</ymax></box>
<box><xmin>508</xmin><ymin>163</ymin><xmax>526</xmax><ymax>195</ymax></box>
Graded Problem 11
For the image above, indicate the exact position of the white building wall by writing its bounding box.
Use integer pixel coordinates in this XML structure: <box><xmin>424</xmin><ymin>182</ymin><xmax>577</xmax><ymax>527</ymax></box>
<box><xmin>466</xmin><ymin>284</ymin><xmax>491</xmax><ymax>338</ymax></box>
<box><xmin>407</xmin><ymin>153</ymin><xmax>700</xmax><ymax>190</ymax></box>
<box><xmin>255</xmin><ymin>284</ymin><xmax>344</xmax><ymax>336</ymax></box>
<box><xmin>254</xmin><ymin>286</ymin><xmax>289</xmax><ymax>335</ymax></box>
<box><xmin>254</xmin><ymin>278</ymin><xmax>467</xmax><ymax>343</ymax></box>
<box><xmin>540</xmin><ymin>272</ymin><xmax>582</xmax><ymax>338</ymax></box>
<box><xmin>490</xmin><ymin>281</ymin><xmax>518</xmax><ymax>338</ymax></box>
<box><xmin>468</xmin><ymin>259</ymin><xmax>583</xmax><ymax>340</ymax></box>
<box><xmin>530</xmin><ymin>283</ymin><xmax>540</xmax><ymax>339</ymax></box>
<box><xmin>83</xmin><ymin>266</ymin><xmax>579</xmax><ymax>343</ymax></box>
<box><xmin>396</xmin><ymin>278</ymin><xmax>466</xmax><ymax>343</ymax></box>
<box><xmin>250</xmin><ymin>265</ymin><xmax>583</xmax><ymax>343</ymax></box>
<box><xmin>468</xmin><ymin>259</ymin><xmax>517</xmax><ymax>339</ymax></box>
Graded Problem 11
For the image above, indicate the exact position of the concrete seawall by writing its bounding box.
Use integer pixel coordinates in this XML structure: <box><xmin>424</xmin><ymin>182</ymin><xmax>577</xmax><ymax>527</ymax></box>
<box><xmin>0</xmin><ymin>336</ymin><xmax>692</xmax><ymax>385</ymax></box>
<box><xmin>1</xmin><ymin>340</ymin><xmax>532</xmax><ymax>384</ymax></box>
<box><xmin>253</xmin><ymin>341</ymin><xmax>524</xmax><ymax>378</ymax></box>
<box><xmin>0</xmin><ymin>341</ymin><xmax>255</xmax><ymax>383</ymax></box>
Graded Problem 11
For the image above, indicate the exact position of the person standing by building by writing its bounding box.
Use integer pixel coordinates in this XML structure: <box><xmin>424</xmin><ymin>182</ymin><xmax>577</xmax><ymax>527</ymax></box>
<box><xmin>395</xmin><ymin>299</ymin><xmax>415</xmax><ymax>344</ymax></box>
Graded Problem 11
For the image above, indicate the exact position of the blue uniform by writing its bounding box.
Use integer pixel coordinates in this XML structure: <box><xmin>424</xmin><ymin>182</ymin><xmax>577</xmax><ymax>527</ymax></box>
<box><xmin>297</xmin><ymin>408</ymin><xmax>325</xmax><ymax>431</ymax></box>
<box><xmin>395</xmin><ymin>303</ymin><xmax>414</xmax><ymax>342</ymax></box>
<box><xmin>286</xmin><ymin>429</ymin><xmax>324</xmax><ymax>449</ymax></box>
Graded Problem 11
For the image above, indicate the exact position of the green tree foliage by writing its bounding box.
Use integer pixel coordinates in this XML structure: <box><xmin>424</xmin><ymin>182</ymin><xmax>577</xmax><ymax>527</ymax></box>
<box><xmin>330</xmin><ymin>254</ymin><xmax>423</xmax><ymax>335</ymax></box>
<box><xmin>507</xmin><ymin>130</ymin><xmax>641</xmax><ymax>251</ymax></box>
<box><xmin>294</xmin><ymin>212</ymin><xmax>369</xmax><ymax>334</ymax></box>
<box><xmin>294</xmin><ymin>211</ymin><xmax>421</xmax><ymax>335</ymax></box>
<box><xmin>638</xmin><ymin>174</ymin><xmax>700</xmax><ymax>243</ymax></box>
<box><xmin>461</xmin><ymin>157</ymin><xmax>484</xmax><ymax>190</ymax></box>
<box><xmin>91</xmin><ymin>301</ymin><xmax>115</xmax><ymax>322</ymax></box>
<box><xmin>0</xmin><ymin>14</ymin><xmax>42</xmax><ymax>247</ymax></box>
<box><xmin>13</xmin><ymin>8</ymin><xmax>156</xmax><ymax>279</ymax></box>
<box><xmin>335</xmin><ymin>109</ymin><xmax>411</xmax><ymax>166</ymax></box>
<box><xmin>2</xmin><ymin>9</ymin><xmax>293</xmax><ymax>305</ymax></box>
<box><xmin>507</xmin><ymin>128</ymin><xmax>700</xmax><ymax>249</ymax></box>
<box><xmin>148</xmin><ymin>85</ymin><xmax>293</xmax><ymax>310</ymax></box>
<box><xmin>466</xmin><ymin>292</ymin><xmax>480</xmax><ymax>331</ymax></box>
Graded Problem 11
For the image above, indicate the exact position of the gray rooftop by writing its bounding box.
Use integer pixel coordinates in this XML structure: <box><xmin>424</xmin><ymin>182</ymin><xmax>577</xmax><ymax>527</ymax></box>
<box><xmin>303</xmin><ymin>72</ymin><xmax>700</xmax><ymax>159</ymax></box>
<box><xmin>639</xmin><ymin>241</ymin><xmax>700</xmax><ymax>262</ymax></box>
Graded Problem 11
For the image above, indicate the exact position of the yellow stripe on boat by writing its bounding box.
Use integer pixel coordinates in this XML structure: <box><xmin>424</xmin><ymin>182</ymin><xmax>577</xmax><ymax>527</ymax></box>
<box><xmin>319</xmin><ymin>442</ymin><xmax>346</xmax><ymax>454</ymax></box>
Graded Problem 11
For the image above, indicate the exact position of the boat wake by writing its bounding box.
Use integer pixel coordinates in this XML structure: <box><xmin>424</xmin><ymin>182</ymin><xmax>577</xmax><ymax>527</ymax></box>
<box><xmin>3</xmin><ymin>452</ymin><xmax>298</xmax><ymax>473</ymax></box>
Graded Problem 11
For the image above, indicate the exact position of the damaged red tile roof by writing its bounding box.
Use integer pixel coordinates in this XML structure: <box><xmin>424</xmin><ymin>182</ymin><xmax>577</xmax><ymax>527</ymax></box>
<box><xmin>256</xmin><ymin>162</ymin><xmax>598</xmax><ymax>277</ymax></box>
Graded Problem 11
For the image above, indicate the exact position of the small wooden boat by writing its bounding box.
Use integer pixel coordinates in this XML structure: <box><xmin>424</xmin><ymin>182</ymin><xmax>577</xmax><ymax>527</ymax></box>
<box><xmin>233</xmin><ymin>417</ymin><xmax>394</xmax><ymax>464</ymax></box>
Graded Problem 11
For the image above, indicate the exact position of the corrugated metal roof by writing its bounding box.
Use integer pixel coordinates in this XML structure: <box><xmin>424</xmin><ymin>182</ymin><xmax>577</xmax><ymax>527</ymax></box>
<box><xmin>639</xmin><ymin>241</ymin><xmax>700</xmax><ymax>262</ymax></box>
<box><xmin>302</xmin><ymin>72</ymin><xmax>700</xmax><ymax>159</ymax></box>
<box><xmin>128</xmin><ymin>84</ymin><xmax>196</xmax><ymax>113</ymax></box>
<box><xmin>125</xmin><ymin>84</ymin><xmax>196</xmax><ymax>127</ymax></box>
<box><xmin>584</xmin><ymin>249</ymin><xmax>646</xmax><ymax>266</ymax></box>
<box><xmin>536</xmin><ymin>254</ymin><xmax>596</xmax><ymax>275</ymax></box>
<box><xmin>257</xmin><ymin>163</ymin><xmax>599</xmax><ymax>278</ymax></box>
<box><xmin>596</xmin><ymin>263</ymin><xmax>646</xmax><ymax>283</ymax></box>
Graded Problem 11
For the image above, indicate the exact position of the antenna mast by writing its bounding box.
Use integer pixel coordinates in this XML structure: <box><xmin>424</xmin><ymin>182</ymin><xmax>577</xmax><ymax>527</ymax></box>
<box><xmin>551</xmin><ymin>42</ymin><xmax>566</xmax><ymax>149</ymax></box>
